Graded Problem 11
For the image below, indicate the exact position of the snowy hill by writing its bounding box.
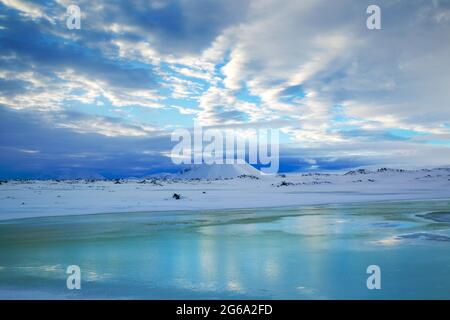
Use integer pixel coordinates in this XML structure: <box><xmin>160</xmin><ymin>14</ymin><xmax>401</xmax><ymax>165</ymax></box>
<box><xmin>178</xmin><ymin>163</ymin><xmax>262</xmax><ymax>179</ymax></box>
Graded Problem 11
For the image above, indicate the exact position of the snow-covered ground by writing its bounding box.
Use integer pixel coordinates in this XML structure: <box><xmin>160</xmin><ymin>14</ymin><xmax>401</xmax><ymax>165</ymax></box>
<box><xmin>1</xmin><ymin>167</ymin><xmax>450</xmax><ymax>221</ymax></box>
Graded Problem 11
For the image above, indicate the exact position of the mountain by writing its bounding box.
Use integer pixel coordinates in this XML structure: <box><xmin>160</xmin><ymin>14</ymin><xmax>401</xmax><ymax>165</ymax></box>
<box><xmin>177</xmin><ymin>163</ymin><xmax>262</xmax><ymax>180</ymax></box>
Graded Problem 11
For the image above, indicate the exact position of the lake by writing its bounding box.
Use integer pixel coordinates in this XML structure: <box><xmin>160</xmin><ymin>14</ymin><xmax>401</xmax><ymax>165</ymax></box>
<box><xmin>1</xmin><ymin>199</ymin><xmax>450</xmax><ymax>299</ymax></box>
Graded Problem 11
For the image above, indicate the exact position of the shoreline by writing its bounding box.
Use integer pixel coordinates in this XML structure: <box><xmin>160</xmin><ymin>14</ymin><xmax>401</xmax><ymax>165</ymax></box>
<box><xmin>1</xmin><ymin>193</ymin><xmax>450</xmax><ymax>223</ymax></box>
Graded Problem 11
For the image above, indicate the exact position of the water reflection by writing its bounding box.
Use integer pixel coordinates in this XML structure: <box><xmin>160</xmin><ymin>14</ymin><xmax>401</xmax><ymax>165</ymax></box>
<box><xmin>0</xmin><ymin>200</ymin><xmax>450</xmax><ymax>299</ymax></box>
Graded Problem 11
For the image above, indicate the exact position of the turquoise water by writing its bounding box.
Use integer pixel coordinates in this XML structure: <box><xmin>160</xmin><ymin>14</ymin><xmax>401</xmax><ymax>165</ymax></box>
<box><xmin>1</xmin><ymin>200</ymin><xmax>450</xmax><ymax>299</ymax></box>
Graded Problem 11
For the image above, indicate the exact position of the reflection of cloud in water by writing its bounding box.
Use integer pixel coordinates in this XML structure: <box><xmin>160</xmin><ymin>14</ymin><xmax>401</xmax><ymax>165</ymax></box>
<box><xmin>3</xmin><ymin>200</ymin><xmax>450</xmax><ymax>299</ymax></box>
<box><xmin>173</xmin><ymin>278</ymin><xmax>218</xmax><ymax>292</ymax></box>
<box><xmin>296</xmin><ymin>285</ymin><xmax>318</xmax><ymax>295</ymax></box>
<box><xmin>296</xmin><ymin>285</ymin><xmax>329</xmax><ymax>299</ymax></box>
<box><xmin>198</xmin><ymin>213</ymin><xmax>418</xmax><ymax>239</ymax></box>
<box><xmin>171</xmin><ymin>234</ymin><xmax>247</xmax><ymax>295</ymax></box>
<box><xmin>397</xmin><ymin>232</ymin><xmax>450</xmax><ymax>242</ymax></box>
<box><xmin>373</xmin><ymin>236</ymin><xmax>402</xmax><ymax>246</ymax></box>
<box><xmin>264</xmin><ymin>259</ymin><xmax>280</xmax><ymax>281</ymax></box>
<box><xmin>224</xmin><ymin>251</ymin><xmax>246</xmax><ymax>294</ymax></box>
<box><xmin>199</xmin><ymin>238</ymin><xmax>217</xmax><ymax>284</ymax></box>
<box><xmin>85</xmin><ymin>271</ymin><xmax>112</xmax><ymax>282</ymax></box>
<box><xmin>418</xmin><ymin>212</ymin><xmax>450</xmax><ymax>223</ymax></box>
<box><xmin>227</xmin><ymin>280</ymin><xmax>244</xmax><ymax>293</ymax></box>
<box><xmin>16</xmin><ymin>264</ymin><xmax>63</xmax><ymax>273</ymax></box>
<box><xmin>374</xmin><ymin>232</ymin><xmax>450</xmax><ymax>246</ymax></box>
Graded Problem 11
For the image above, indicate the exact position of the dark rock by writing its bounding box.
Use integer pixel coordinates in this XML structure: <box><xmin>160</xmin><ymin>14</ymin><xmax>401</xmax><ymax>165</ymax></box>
<box><xmin>173</xmin><ymin>193</ymin><xmax>181</xmax><ymax>200</ymax></box>
<box><xmin>344</xmin><ymin>169</ymin><xmax>368</xmax><ymax>175</ymax></box>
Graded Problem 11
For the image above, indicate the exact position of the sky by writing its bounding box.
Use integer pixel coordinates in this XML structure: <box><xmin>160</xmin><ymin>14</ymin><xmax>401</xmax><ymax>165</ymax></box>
<box><xmin>0</xmin><ymin>0</ymin><xmax>450</xmax><ymax>178</ymax></box>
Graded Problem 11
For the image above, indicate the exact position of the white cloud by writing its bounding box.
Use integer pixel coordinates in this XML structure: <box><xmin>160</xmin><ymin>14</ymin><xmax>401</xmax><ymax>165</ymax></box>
<box><xmin>57</xmin><ymin>117</ymin><xmax>156</xmax><ymax>137</ymax></box>
<box><xmin>0</xmin><ymin>0</ymin><xmax>54</xmax><ymax>22</ymax></box>
<box><xmin>2</xmin><ymin>0</ymin><xmax>450</xmax><ymax>168</ymax></box>
<box><xmin>188</xmin><ymin>0</ymin><xmax>450</xmax><ymax>150</ymax></box>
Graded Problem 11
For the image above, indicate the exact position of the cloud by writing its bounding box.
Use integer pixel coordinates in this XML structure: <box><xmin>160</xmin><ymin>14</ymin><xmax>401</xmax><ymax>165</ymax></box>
<box><xmin>95</xmin><ymin>0</ymin><xmax>250</xmax><ymax>56</ymax></box>
<box><xmin>0</xmin><ymin>8</ymin><xmax>161</xmax><ymax>111</ymax></box>
<box><xmin>193</xmin><ymin>0</ymin><xmax>450</xmax><ymax>146</ymax></box>
<box><xmin>0</xmin><ymin>106</ymin><xmax>175</xmax><ymax>178</ymax></box>
<box><xmin>197</xmin><ymin>86</ymin><xmax>266</xmax><ymax>125</ymax></box>
<box><xmin>0</xmin><ymin>0</ymin><xmax>54</xmax><ymax>22</ymax></box>
<box><xmin>1</xmin><ymin>0</ymin><xmax>450</xmax><ymax>177</ymax></box>
<box><xmin>54</xmin><ymin>111</ymin><xmax>159</xmax><ymax>137</ymax></box>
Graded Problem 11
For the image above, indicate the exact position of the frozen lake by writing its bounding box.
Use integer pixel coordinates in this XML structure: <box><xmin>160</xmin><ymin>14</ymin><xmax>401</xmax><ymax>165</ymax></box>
<box><xmin>1</xmin><ymin>199</ymin><xmax>450</xmax><ymax>299</ymax></box>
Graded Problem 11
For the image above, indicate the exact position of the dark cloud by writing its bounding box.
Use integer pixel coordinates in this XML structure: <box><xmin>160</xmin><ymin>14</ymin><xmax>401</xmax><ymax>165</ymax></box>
<box><xmin>0</xmin><ymin>9</ymin><xmax>157</xmax><ymax>90</ymax></box>
<box><xmin>85</xmin><ymin>0</ymin><xmax>250</xmax><ymax>55</ymax></box>
<box><xmin>274</xmin><ymin>155</ymin><xmax>372</xmax><ymax>173</ymax></box>
<box><xmin>0</xmin><ymin>106</ymin><xmax>177</xmax><ymax>179</ymax></box>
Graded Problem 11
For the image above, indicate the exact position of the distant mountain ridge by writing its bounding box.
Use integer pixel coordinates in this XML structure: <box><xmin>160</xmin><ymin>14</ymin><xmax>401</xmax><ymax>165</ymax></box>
<box><xmin>177</xmin><ymin>163</ymin><xmax>262</xmax><ymax>180</ymax></box>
